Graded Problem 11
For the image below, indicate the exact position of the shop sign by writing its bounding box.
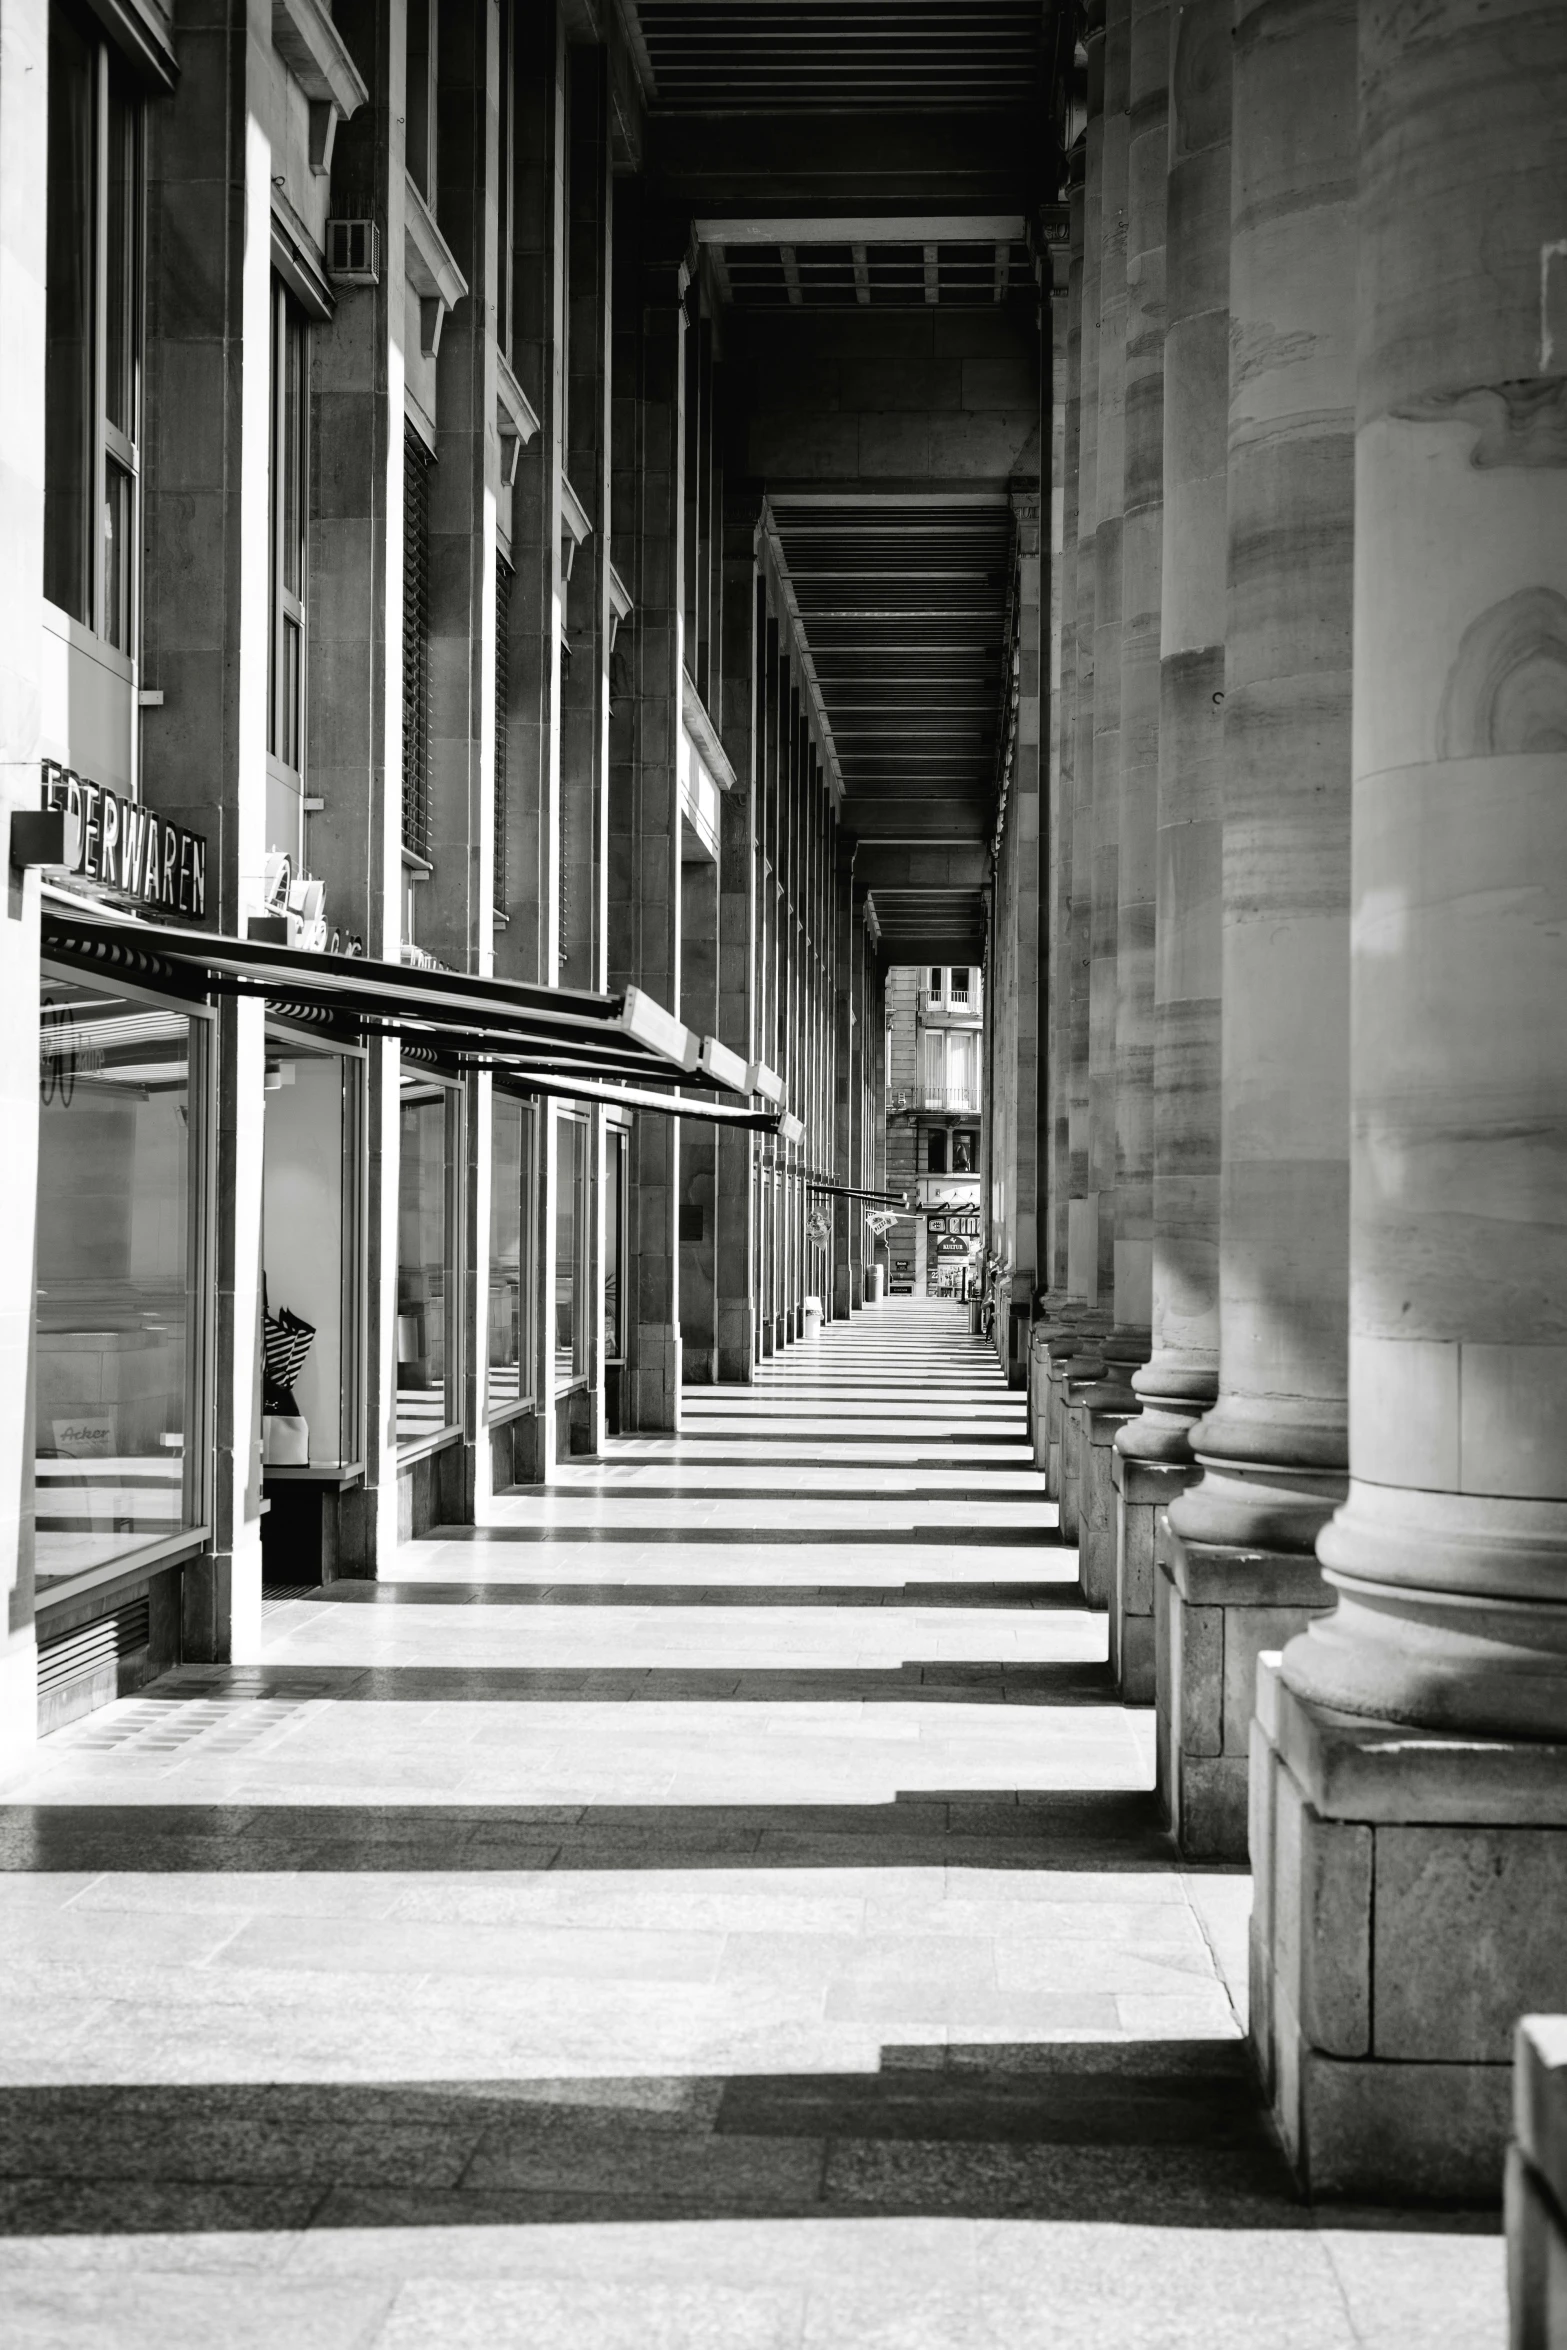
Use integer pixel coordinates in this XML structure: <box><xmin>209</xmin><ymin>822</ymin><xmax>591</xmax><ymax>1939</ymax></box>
<box><xmin>41</xmin><ymin>760</ymin><xmax>208</xmax><ymax>920</ymax></box>
<box><xmin>254</xmin><ymin>853</ymin><xmax>364</xmax><ymax>957</ymax></box>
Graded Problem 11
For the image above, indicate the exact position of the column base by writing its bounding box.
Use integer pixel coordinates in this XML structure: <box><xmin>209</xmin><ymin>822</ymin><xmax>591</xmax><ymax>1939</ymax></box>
<box><xmin>1060</xmin><ymin>1395</ymin><xmax>1086</xmax><ymax>1545</ymax></box>
<box><xmin>1509</xmin><ymin>2022</ymin><xmax>1567</xmax><ymax>2339</ymax></box>
<box><xmin>1251</xmin><ymin>1658</ymin><xmax>1567</xmax><ymax>2201</ymax></box>
<box><xmin>1111</xmin><ymin>1454</ymin><xmax>1191</xmax><ymax>1705</ymax></box>
<box><xmin>1155</xmin><ymin>1530</ymin><xmax>1331</xmax><ymax>1860</ymax></box>
<box><xmin>1080</xmin><ymin>1406</ymin><xmax>1133</xmax><ymax>1611</ymax></box>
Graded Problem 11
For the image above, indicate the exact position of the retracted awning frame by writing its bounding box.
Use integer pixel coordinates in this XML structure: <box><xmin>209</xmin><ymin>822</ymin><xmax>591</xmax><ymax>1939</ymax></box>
<box><xmin>808</xmin><ymin>1179</ymin><xmax>912</xmax><ymax>1208</ymax></box>
<box><xmin>39</xmin><ymin>905</ymin><xmax>772</xmax><ymax>1116</ymax></box>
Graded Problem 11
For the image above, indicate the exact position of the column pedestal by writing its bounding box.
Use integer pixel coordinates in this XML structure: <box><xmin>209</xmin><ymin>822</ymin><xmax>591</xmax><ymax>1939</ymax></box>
<box><xmin>1157</xmin><ymin>1531</ymin><xmax>1329</xmax><ymax>1860</ymax></box>
<box><xmin>1080</xmin><ymin>1404</ymin><xmax>1133</xmax><ymax>1611</ymax></box>
<box><xmin>1251</xmin><ymin>1656</ymin><xmax>1567</xmax><ymax>2201</ymax></box>
<box><xmin>1111</xmin><ymin>1454</ymin><xmax>1185</xmax><ymax>1704</ymax></box>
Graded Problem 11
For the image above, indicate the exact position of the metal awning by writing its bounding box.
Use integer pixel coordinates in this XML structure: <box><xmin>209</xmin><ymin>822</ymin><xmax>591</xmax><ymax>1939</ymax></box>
<box><xmin>40</xmin><ymin>902</ymin><xmax>779</xmax><ymax>1126</ymax></box>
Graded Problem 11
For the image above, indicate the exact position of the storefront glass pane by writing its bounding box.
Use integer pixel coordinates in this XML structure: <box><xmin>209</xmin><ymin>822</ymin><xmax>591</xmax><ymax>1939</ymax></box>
<box><xmin>488</xmin><ymin>1092</ymin><xmax>531</xmax><ymax>1412</ymax></box>
<box><xmin>604</xmin><ymin>1128</ymin><xmax>624</xmax><ymax>1363</ymax></box>
<box><xmin>34</xmin><ymin>977</ymin><xmax>203</xmax><ymax>1595</ymax></box>
<box><xmin>554</xmin><ymin>1113</ymin><xmax>586</xmax><ymax>1386</ymax></box>
<box><xmin>397</xmin><ymin>1082</ymin><xmax>454</xmax><ymax>1447</ymax></box>
<box><xmin>262</xmin><ymin>1035</ymin><xmax>361</xmax><ymax>1467</ymax></box>
<box><xmin>43</xmin><ymin>1</ymin><xmax>95</xmax><ymax>624</ymax></box>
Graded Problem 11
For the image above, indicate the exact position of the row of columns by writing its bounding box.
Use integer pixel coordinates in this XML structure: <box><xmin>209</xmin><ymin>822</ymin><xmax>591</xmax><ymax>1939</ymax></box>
<box><xmin>1035</xmin><ymin>0</ymin><xmax>1567</xmax><ymax>2197</ymax></box>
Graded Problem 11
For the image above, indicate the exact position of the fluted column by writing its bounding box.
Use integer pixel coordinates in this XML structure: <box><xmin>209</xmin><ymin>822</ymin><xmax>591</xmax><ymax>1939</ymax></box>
<box><xmin>1107</xmin><ymin>0</ymin><xmax>1169</xmax><ymax>1697</ymax></box>
<box><xmin>1162</xmin><ymin>0</ymin><xmax>1354</xmax><ymax>1850</ymax></box>
<box><xmin>1251</xmin><ymin>1</ymin><xmax>1567</xmax><ymax>2200</ymax></box>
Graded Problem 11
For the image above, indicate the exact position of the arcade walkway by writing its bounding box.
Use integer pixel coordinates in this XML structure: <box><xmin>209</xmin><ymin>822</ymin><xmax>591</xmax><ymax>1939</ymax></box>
<box><xmin>0</xmin><ymin>1303</ymin><xmax>1500</xmax><ymax>2344</ymax></box>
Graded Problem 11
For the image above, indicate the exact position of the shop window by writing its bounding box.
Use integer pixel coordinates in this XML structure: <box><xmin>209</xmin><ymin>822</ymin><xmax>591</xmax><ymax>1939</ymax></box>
<box><xmin>44</xmin><ymin>0</ymin><xmax>141</xmax><ymax>652</ymax></box>
<box><xmin>554</xmin><ymin>1111</ymin><xmax>588</xmax><ymax>1387</ymax></box>
<box><xmin>488</xmin><ymin>1089</ymin><xmax>533</xmax><ymax>1415</ymax></box>
<box><xmin>604</xmin><ymin>1125</ymin><xmax>627</xmax><ymax>1364</ymax></box>
<box><xmin>494</xmin><ymin>554</ymin><xmax>511</xmax><ymax>911</ymax></box>
<box><xmin>34</xmin><ymin>973</ymin><xmax>209</xmax><ymax>1601</ymax></box>
<box><xmin>268</xmin><ymin>282</ymin><xmax>309</xmax><ymax>789</ymax></box>
<box><xmin>927</xmin><ymin>1129</ymin><xmax>947</xmax><ymax>1175</ymax></box>
<box><xmin>402</xmin><ymin>428</ymin><xmax>432</xmax><ymax>861</ymax></box>
<box><xmin>261</xmin><ymin>1030</ymin><xmax>363</xmax><ymax>1468</ymax></box>
<box><xmin>396</xmin><ymin>1076</ymin><xmax>459</xmax><ymax>1448</ymax></box>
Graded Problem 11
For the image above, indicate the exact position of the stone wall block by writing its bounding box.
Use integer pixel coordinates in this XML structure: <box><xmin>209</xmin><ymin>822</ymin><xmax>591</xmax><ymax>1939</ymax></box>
<box><xmin>1374</xmin><ymin>1829</ymin><xmax>1567</xmax><ymax>2064</ymax></box>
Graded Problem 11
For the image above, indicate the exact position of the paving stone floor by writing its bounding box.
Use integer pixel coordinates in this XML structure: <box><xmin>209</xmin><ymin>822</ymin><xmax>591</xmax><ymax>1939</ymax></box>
<box><xmin>0</xmin><ymin>1302</ymin><xmax>1503</xmax><ymax>2344</ymax></box>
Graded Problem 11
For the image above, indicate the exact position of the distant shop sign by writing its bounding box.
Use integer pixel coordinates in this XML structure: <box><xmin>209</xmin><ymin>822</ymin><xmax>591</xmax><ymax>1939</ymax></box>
<box><xmin>41</xmin><ymin>760</ymin><xmax>207</xmax><ymax>920</ymax></box>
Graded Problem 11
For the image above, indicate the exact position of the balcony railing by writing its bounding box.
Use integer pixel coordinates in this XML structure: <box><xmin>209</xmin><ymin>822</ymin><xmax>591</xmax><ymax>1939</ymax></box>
<box><xmin>922</xmin><ymin>1086</ymin><xmax>979</xmax><ymax>1113</ymax></box>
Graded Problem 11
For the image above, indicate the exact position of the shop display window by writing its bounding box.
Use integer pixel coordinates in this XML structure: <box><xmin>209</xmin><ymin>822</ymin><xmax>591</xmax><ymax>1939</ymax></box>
<box><xmin>397</xmin><ymin>1076</ymin><xmax>460</xmax><ymax>1449</ymax></box>
<box><xmin>488</xmin><ymin>1090</ymin><xmax>533</xmax><ymax>1415</ymax></box>
<box><xmin>554</xmin><ymin>1111</ymin><xmax>588</xmax><ymax>1387</ymax></box>
<box><xmin>34</xmin><ymin>972</ymin><xmax>209</xmax><ymax>1598</ymax></box>
<box><xmin>604</xmin><ymin>1125</ymin><xmax>627</xmax><ymax>1366</ymax></box>
<box><xmin>261</xmin><ymin>1029</ymin><xmax>364</xmax><ymax>1469</ymax></box>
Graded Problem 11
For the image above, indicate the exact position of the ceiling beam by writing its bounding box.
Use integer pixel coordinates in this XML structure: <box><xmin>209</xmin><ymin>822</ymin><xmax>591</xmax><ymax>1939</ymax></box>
<box><xmin>693</xmin><ymin>213</ymin><xmax>1026</xmax><ymax>246</ymax></box>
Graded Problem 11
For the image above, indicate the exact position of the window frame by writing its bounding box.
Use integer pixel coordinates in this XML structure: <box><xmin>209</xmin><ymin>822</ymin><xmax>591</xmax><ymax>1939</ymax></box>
<box><xmin>266</xmin><ymin>278</ymin><xmax>310</xmax><ymax>798</ymax></box>
<box><xmin>262</xmin><ymin>1018</ymin><xmax>367</xmax><ymax>1473</ymax></box>
<box><xmin>553</xmin><ymin>1107</ymin><xmax>590</xmax><ymax>1392</ymax></box>
<box><xmin>34</xmin><ymin>960</ymin><xmax>215</xmax><ymax>1619</ymax></box>
<box><xmin>43</xmin><ymin>8</ymin><xmax>144</xmax><ymax>660</ymax></box>
<box><xmin>395</xmin><ymin>1069</ymin><xmax>465</xmax><ymax>1459</ymax></box>
<box><xmin>486</xmin><ymin>1085</ymin><xmax>537</xmax><ymax>1425</ymax></box>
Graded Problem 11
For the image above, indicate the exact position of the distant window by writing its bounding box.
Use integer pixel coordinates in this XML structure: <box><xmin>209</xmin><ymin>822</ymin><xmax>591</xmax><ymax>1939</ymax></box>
<box><xmin>44</xmin><ymin>1</ymin><xmax>141</xmax><ymax>651</ymax></box>
<box><xmin>402</xmin><ymin>428</ymin><xmax>432</xmax><ymax>858</ymax></box>
<box><xmin>405</xmin><ymin>0</ymin><xmax>436</xmax><ymax>202</ymax></box>
<box><xmin>952</xmin><ymin>1130</ymin><xmax>976</xmax><ymax>1174</ymax></box>
<box><xmin>927</xmin><ymin>1130</ymin><xmax>947</xmax><ymax>1175</ymax></box>
<box><xmin>268</xmin><ymin>281</ymin><xmax>309</xmax><ymax>779</ymax></box>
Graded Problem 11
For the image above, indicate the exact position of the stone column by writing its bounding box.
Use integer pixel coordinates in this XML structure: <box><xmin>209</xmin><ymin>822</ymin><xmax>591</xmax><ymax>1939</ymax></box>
<box><xmin>1251</xmin><ymin>0</ymin><xmax>1567</xmax><ymax>2200</ymax></box>
<box><xmin>1058</xmin><ymin>7</ymin><xmax>1105</xmax><ymax>1554</ymax></box>
<box><xmin>1109</xmin><ymin>0</ymin><xmax>1169</xmax><ymax>1699</ymax></box>
<box><xmin>1142</xmin><ymin>0</ymin><xmax>1227</xmax><ymax>1810</ymax></box>
<box><xmin>0</xmin><ymin>0</ymin><xmax>47</xmax><ymax>1768</ymax></box>
<box><xmin>609</xmin><ymin>204</ymin><xmax>685</xmax><ymax>1430</ymax></box>
<box><xmin>1043</xmin><ymin>143</ymin><xmax>1089</xmax><ymax>1499</ymax></box>
<box><xmin>305</xmin><ymin>0</ymin><xmax>406</xmax><ymax>1544</ymax></box>
<box><xmin>1072</xmin><ymin>0</ymin><xmax>1136</xmax><ymax>1610</ymax></box>
<box><xmin>1163</xmin><ymin>0</ymin><xmax>1354</xmax><ymax>1857</ymax></box>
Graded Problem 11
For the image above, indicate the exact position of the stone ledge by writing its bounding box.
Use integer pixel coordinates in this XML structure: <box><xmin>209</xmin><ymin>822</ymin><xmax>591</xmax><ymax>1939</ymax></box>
<box><xmin>1266</xmin><ymin>1663</ymin><xmax>1567</xmax><ymax>1826</ymax></box>
<box><xmin>1112</xmin><ymin>1451</ymin><xmax>1190</xmax><ymax>1505</ymax></box>
<box><xmin>1170</xmin><ymin>1533</ymin><xmax>1331</xmax><ymax>1609</ymax></box>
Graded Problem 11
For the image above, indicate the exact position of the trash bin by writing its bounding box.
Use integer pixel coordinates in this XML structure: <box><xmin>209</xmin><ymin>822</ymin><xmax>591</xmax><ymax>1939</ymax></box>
<box><xmin>802</xmin><ymin>1294</ymin><xmax>824</xmax><ymax>1334</ymax></box>
<box><xmin>968</xmin><ymin>1297</ymin><xmax>983</xmax><ymax>1335</ymax></box>
<box><xmin>866</xmin><ymin>1264</ymin><xmax>886</xmax><ymax>1304</ymax></box>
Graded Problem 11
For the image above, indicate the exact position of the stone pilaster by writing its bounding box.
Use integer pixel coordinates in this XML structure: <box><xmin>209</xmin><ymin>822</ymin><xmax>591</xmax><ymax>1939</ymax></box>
<box><xmin>1251</xmin><ymin>0</ymin><xmax>1567</xmax><ymax>2201</ymax></box>
<box><xmin>609</xmin><ymin>204</ymin><xmax>685</xmax><ymax>1430</ymax></box>
<box><xmin>714</xmin><ymin>513</ymin><xmax>758</xmax><ymax>1381</ymax></box>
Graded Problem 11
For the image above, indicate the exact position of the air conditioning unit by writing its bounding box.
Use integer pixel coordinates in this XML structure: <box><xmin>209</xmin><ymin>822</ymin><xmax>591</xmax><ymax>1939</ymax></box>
<box><xmin>326</xmin><ymin>218</ymin><xmax>380</xmax><ymax>285</ymax></box>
